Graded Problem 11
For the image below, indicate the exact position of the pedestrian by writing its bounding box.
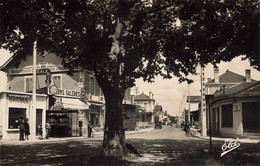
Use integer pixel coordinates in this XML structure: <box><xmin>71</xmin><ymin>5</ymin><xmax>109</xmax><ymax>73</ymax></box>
<box><xmin>45</xmin><ymin>120</ymin><xmax>51</xmax><ymax>139</ymax></box>
<box><xmin>181</xmin><ymin>121</ymin><xmax>184</xmax><ymax>130</ymax></box>
<box><xmin>38</xmin><ymin>124</ymin><xmax>43</xmax><ymax>140</ymax></box>
<box><xmin>184</xmin><ymin>122</ymin><xmax>191</xmax><ymax>137</ymax></box>
<box><xmin>91</xmin><ymin>126</ymin><xmax>95</xmax><ymax>137</ymax></box>
<box><xmin>88</xmin><ymin>121</ymin><xmax>92</xmax><ymax>138</ymax></box>
<box><xmin>24</xmin><ymin>118</ymin><xmax>30</xmax><ymax>140</ymax></box>
<box><xmin>18</xmin><ymin>115</ymin><xmax>25</xmax><ymax>141</ymax></box>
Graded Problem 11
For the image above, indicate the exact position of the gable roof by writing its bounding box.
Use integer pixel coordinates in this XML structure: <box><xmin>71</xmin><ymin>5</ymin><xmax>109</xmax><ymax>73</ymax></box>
<box><xmin>208</xmin><ymin>70</ymin><xmax>257</xmax><ymax>83</ymax></box>
<box><xmin>0</xmin><ymin>55</ymin><xmax>14</xmax><ymax>72</ymax></box>
<box><xmin>134</xmin><ymin>92</ymin><xmax>155</xmax><ymax>101</ymax></box>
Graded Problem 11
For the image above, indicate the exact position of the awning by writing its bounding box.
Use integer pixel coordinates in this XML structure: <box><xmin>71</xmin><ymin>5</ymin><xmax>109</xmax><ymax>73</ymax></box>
<box><xmin>62</xmin><ymin>97</ymin><xmax>90</xmax><ymax>110</ymax></box>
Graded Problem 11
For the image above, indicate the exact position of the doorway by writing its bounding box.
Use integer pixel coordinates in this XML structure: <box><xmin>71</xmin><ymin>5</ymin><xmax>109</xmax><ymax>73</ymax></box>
<box><xmin>242</xmin><ymin>102</ymin><xmax>260</xmax><ymax>133</ymax></box>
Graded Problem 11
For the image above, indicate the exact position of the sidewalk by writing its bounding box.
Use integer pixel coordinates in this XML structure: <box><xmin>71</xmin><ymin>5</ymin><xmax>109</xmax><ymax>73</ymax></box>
<box><xmin>193</xmin><ymin>131</ymin><xmax>260</xmax><ymax>143</ymax></box>
<box><xmin>0</xmin><ymin>127</ymin><xmax>154</xmax><ymax>145</ymax></box>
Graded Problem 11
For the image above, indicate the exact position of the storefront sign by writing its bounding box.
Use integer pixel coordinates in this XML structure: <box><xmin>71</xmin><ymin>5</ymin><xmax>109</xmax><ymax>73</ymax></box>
<box><xmin>53</xmin><ymin>88</ymin><xmax>81</xmax><ymax>98</ymax></box>
<box><xmin>53</xmin><ymin>97</ymin><xmax>63</xmax><ymax>110</ymax></box>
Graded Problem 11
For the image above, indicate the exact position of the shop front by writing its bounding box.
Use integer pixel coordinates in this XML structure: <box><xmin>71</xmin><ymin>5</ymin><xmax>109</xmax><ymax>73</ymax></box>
<box><xmin>47</xmin><ymin>96</ymin><xmax>90</xmax><ymax>137</ymax></box>
<box><xmin>0</xmin><ymin>91</ymin><xmax>47</xmax><ymax>140</ymax></box>
<box><xmin>87</xmin><ymin>102</ymin><xmax>105</xmax><ymax>132</ymax></box>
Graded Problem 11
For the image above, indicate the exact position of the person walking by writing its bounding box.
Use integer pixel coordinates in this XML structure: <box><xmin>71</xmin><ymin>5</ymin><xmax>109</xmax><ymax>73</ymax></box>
<box><xmin>38</xmin><ymin>124</ymin><xmax>43</xmax><ymax>140</ymax></box>
<box><xmin>184</xmin><ymin>122</ymin><xmax>191</xmax><ymax>137</ymax></box>
<box><xmin>18</xmin><ymin>115</ymin><xmax>25</xmax><ymax>141</ymax></box>
<box><xmin>45</xmin><ymin>121</ymin><xmax>51</xmax><ymax>139</ymax></box>
<box><xmin>24</xmin><ymin>118</ymin><xmax>30</xmax><ymax>140</ymax></box>
<box><xmin>88</xmin><ymin>121</ymin><xmax>92</xmax><ymax>138</ymax></box>
<box><xmin>91</xmin><ymin>126</ymin><xmax>95</xmax><ymax>137</ymax></box>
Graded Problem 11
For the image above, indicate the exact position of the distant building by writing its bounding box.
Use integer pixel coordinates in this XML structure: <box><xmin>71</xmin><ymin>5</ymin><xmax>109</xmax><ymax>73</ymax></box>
<box><xmin>186</xmin><ymin>96</ymin><xmax>200</xmax><ymax>127</ymax></box>
<box><xmin>153</xmin><ymin>105</ymin><xmax>164</xmax><ymax>123</ymax></box>
<box><xmin>134</xmin><ymin>91</ymin><xmax>155</xmax><ymax>128</ymax></box>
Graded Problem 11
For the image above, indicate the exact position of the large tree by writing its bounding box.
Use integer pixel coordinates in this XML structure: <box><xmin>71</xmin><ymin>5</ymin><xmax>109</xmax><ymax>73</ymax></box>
<box><xmin>1</xmin><ymin>0</ymin><xmax>259</xmax><ymax>158</ymax></box>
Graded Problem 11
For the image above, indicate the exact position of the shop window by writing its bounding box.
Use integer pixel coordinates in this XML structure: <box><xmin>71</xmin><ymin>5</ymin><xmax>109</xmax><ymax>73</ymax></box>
<box><xmin>90</xmin><ymin>113</ymin><xmax>99</xmax><ymax>126</ymax></box>
<box><xmin>222</xmin><ymin>104</ymin><xmax>233</xmax><ymax>127</ymax></box>
<box><xmin>9</xmin><ymin>108</ymin><xmax>26</xmax><ymax>129</ymax></box>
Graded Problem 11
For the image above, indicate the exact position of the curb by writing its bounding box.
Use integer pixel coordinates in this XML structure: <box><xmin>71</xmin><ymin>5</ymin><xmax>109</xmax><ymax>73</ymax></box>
<box><xmin>194</xmin><ymin>132</ymin><xmax>260</xmax><ymax>144</ymax></box>
<box><xmin>0</xmin><ymin>128</ymin><xmax>154</xmax><ymax>145</ymax></box>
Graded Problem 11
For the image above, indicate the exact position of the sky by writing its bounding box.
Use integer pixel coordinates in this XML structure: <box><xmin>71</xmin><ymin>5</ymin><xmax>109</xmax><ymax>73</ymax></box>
<box><xmin>1</xmin><ymin>49</ymin><xmax>259</xmax><ymax>116</ymax></box>
<box><xmin>135</xmin><ymin>57</ymin><xmax>260</xmax><ymax>116</ymax></box>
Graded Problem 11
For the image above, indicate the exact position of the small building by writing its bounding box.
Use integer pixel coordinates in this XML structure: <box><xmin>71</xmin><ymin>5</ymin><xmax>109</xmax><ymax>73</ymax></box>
<box><xmin>210</xmin><ymin>81</ymin><xmax>260</xmax><ymax>137</ymax></box>
<box><xmin>206</xmin><ymin>68</ymin><xmax>259</xmax><ymax>137</ymax></box>
<box><xmin>134</xmin><ymin>92</ymin><xmax>155</xmax><ymax>128</ymax></box>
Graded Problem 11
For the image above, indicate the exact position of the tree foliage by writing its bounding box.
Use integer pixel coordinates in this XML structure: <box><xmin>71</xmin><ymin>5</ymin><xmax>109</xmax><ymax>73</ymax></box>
<box><xmin>1</xmin><ymin>0</ymin><xmax>259</xmax><ymax>84</ymax></box>
<box><xmin>1</xmin><ymin>0</ymin><xmax>259</xmax><ymax>157</ymax></box>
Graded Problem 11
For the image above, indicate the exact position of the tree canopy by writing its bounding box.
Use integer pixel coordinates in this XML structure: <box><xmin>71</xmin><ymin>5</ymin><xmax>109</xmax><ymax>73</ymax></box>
<box><xmin>1</xmin><ymin>0</ymin><xmax>259</xmax><ymax>85</ymax></box>
<box><xmin>1</xmin><ymin>0</ymin><xmax>259</xmax><ymax>157</ymax></box>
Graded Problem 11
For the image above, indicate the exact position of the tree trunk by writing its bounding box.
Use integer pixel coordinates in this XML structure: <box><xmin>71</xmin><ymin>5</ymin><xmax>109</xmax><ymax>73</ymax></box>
<box><xmin>101</xmin><ymin>87</ymin><xmax>126</xmax><ymax>158</ymax></box>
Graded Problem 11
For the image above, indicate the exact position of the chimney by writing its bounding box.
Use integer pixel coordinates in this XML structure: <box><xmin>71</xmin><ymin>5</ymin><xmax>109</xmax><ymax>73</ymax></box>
<box><xmin>149</xmin><ymin>91</ymin><xmax>152</xmax><ymax>98</ymax></box>
<box><xmin>214</xmin><ymin>67</ymin><xmax>219</xmax><ymax>83</ymax></box>
<box><xmin>245</xmin><ymin>69</ymin><xmax>251</xmax><ymax>82</ymax></box>
<box><xmin>131</xmin><ymin>95</ymin><xmax>135</xmax><ymax>104</ymax></box>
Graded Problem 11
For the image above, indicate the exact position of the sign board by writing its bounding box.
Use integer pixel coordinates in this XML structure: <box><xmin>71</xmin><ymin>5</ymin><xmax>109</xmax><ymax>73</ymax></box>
<box><xmin>36</xmin><ymin>68</ymin><xmax>50</xmax><ymax>74</ymax></box>
<box><xmin>53</xmin><ymin>96</ymin><xmax>63</xmax><ymax>110</ymax></box>
<box><xmin>233</xmin><ymin>105</ymin><xmax>240</xmax><ymax>112</ymax></box>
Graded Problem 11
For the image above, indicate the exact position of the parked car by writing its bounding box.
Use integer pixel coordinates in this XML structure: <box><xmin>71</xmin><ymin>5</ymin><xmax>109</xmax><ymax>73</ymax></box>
<box><xmin>155</xmin><ymin>122</ymin><xmax>162</xmax><ymax>129</ymax></box>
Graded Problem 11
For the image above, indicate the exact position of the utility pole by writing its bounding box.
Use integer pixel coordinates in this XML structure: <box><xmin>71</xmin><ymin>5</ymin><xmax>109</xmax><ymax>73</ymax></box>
<box><xmin>200</xmin><ymin>66</ymin><xmax>207</xmax><ymax>136</ymax></box>
<box><xmin>30</xmin><ymin>41</ymin><xmax>37</xmax><ymax>139</ymax></box>
<box><xmin>188</xmin><ymin>84</ymin><xmax>190</xmax><ymax>122</ymax></box>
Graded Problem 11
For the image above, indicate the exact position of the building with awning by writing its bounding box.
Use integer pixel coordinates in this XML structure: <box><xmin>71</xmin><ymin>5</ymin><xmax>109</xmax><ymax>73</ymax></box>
<box><xmin>50</xmin><ymin>97</ymin><xmax>90</xmax><ymax>110</ymax></box>
<box><xmin>0</xmin><ymin>52</ymin><xmax>106</xmax><ymax>139</ymax></box>
<box><xmin>47</xmin><ymin>96</ymin><xmax>91</xmax><ymax>137</ymax></box>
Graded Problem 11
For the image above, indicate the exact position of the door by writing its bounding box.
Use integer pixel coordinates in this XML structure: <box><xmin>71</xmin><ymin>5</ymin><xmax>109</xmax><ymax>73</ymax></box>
<box><xmin>242</xmin><ymin>102</ymin><xmax>260</xmax><ymax>133</ymax></box>
<box><xmin>36</xmin><ymin>109</ymin><xmax>42</xmax><ymax>135</ymax></box>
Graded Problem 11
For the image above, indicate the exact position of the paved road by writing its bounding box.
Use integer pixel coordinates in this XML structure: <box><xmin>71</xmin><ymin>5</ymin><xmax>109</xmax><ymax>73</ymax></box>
<box><xmin>0</xmin><ymin>125</ymin><xmax>259</xmax><ymax>165</ymax></box>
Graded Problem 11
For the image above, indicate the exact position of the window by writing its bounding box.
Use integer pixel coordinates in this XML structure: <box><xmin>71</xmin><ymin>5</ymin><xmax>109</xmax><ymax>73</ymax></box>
<box><xmin>90</xmin><ymin>113</ymin><xmax>99</xmax><ymax>125</ymax></box>
<box><xmin>25</xmin><ymin>77</ymin><xmax>33</xmax><ymax>92</ymax></box>
<box><xmin>89</xmin><ymin>77</ymin><xmax>95</xmax><ymax>95</ymax></box>
<box><xmin>52</xmin><ymin>76</ymin><xmax>61</xmax><ymax>88</ymax></box>
<box><xmin>9</xmin><ymin>108</ymin><xmax>26</xmax><ymax>129</ymax></box>
<box><xmin>144</xmin><ymin>103</ymin><xmax>147</xmax><ymax>110</ymax></box>
<box><xmin>222</xmin><ymin>104</ymin><xmax>233</xmax><ymax>127</ymax></box>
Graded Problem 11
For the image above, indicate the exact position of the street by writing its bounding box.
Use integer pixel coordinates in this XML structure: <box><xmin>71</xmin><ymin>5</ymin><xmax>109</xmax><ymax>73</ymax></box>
<box><xmin>1</xmin><ymin>126</ymin><xmax>260</xmax><ymax>165</ymax></box>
